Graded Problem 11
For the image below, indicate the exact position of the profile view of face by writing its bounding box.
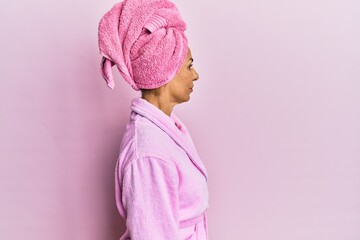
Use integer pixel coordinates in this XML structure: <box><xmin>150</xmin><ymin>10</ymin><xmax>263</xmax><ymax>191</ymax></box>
<box><xmin>165</xmin><ymin>47</ymin><xmax>200</xmax><ymax>104</ymax></box>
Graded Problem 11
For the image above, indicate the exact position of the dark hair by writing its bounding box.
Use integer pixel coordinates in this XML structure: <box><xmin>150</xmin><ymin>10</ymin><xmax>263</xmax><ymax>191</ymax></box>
<box><xmin>140</xmin><ymin>88</ymin><xmax>161</xmax><ymax>97</ymax></box>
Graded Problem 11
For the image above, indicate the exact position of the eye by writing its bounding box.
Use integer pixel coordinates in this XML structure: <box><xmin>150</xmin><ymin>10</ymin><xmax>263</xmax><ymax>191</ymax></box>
<box><xmin>188</xmin><ymin>64</ymin><xmax>193</xmax><ymax>69</ymax></box>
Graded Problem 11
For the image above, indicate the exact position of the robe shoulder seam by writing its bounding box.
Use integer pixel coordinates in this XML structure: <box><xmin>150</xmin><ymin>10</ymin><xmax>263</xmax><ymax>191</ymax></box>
<box><xmin>122</xmin><ymin>154</ymin><xmax>177</xmax><ymax>176</ymax></box>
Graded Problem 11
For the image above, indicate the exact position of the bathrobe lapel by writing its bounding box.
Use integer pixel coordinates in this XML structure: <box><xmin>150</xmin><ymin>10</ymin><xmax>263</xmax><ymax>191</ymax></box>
<box><xmin>130</xmin><ymin>97</ymin><xmax>208</xmax><ymax>181</ymax></box>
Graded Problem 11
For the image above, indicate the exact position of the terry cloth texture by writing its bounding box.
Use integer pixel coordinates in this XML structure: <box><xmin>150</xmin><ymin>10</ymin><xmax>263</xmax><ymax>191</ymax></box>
<box><xmin>98</xmin><ymin>0</ymin><xmax>189</xmax><ymax>90</ymax></box>
<box><xmin>115</xmin><ymin>97</ymin><xmax>209</xmax><ymax>239</ymax></box>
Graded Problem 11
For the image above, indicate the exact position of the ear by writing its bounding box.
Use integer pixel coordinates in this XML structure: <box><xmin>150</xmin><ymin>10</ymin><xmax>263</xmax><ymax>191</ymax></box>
<box><xmin>100</xmin><ymin>56</ymin><xmax>116</xmax><ymax>89</ymax></box>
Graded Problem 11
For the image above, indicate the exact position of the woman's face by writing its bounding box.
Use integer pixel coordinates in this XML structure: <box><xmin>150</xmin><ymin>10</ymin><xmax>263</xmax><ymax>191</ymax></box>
<box><xmin>166</xmin><ymin>48</ymin><xmax>199</xmax><ymax>104</ymax></box>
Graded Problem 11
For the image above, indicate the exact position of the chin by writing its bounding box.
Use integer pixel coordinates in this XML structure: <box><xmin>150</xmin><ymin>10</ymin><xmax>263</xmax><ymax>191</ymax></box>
<box><xmin>184</xmin><ymin>95</ymin><xmax>191</xmax><ymax>102</ymax></box>
<box><xmin>174</xmin><ymin>93</ymin><xmax>191</xmax><ymax>104</ymax></box>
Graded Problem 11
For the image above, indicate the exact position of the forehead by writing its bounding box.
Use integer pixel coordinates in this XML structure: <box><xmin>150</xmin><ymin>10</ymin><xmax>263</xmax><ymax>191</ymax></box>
<box><xmin>186</xmin><ymin>48</ymin><xmax>192</xmax><ymax>58</ymax></box>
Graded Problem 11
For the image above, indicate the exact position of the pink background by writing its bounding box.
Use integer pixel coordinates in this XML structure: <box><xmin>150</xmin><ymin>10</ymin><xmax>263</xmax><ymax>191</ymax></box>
<box><xmin>1</xmin><ymin>0</ymin><xmax>359</xmax><ymax>239</ymax></box>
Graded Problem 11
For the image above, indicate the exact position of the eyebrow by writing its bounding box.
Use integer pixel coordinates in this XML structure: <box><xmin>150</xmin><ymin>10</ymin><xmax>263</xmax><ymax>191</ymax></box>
<box><xmin>189</xmin><ymin>58</ymin><xmax>193</xmax><ymax>63</ymax></box>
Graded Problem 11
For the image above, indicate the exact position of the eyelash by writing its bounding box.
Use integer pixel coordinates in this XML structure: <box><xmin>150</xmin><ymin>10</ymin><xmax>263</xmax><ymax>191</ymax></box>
<box><xmin>188</xmin><ymin>64</ymin><xmax>193</xmax><ymax>69</ymax></box>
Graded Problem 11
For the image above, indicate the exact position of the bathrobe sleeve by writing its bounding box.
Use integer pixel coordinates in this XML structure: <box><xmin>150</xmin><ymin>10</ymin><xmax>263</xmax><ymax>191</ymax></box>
<box><xmin>122</xmin><ymin>156</ymin><xmax>180</xmax><ymax>240</ymax></box>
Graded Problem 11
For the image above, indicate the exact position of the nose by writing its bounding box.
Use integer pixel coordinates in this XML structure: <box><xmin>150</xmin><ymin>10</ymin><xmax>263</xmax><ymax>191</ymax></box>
<box><xmin>193</xmin><ymin>68</ymin><xmax>199</xmax><ymax>81</ymax></box>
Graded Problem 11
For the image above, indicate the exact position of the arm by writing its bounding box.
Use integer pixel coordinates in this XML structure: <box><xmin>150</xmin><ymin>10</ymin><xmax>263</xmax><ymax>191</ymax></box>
<box><xmin>121</xmin><ymin>156</ymin><xmax>180</xmax><ymax>240</ymax></box>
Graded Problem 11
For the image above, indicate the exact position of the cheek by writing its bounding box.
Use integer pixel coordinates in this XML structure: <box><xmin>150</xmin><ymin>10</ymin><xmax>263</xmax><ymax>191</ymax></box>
<box><xmin>172</xmin><ymin>70</ymin><xmax>192</xmax><ymax>90</ymax></box>
<box><xmin>170</xmin><ymin>80</ymin><xmax>185</xmax><ymax>93</ymax></box>
<box><xmin>180</xmin><ymin>70</ymin><xmax>192</xmax><ymax>82</ymax></box>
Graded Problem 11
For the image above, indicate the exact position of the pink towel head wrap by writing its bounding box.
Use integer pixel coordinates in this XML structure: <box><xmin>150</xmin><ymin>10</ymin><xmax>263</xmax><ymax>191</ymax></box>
<box><xmin>98</xmin><ymin>0</ymin><xmax>189</xmax><ymax>90</ymax></box>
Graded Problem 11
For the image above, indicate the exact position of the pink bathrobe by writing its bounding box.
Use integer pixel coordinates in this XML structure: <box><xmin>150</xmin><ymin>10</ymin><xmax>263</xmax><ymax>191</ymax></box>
<box><xmin>115</xmin><ymin>97</ymin><xmax>209</xmax><ymax>240</ymax></box>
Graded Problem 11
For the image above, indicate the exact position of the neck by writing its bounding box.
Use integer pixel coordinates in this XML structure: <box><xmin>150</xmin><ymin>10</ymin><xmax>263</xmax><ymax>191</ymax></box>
<box><xmin>141</xmin><ymin>93</ymin><xmax>176</xmax><ymax>117</ymax></box>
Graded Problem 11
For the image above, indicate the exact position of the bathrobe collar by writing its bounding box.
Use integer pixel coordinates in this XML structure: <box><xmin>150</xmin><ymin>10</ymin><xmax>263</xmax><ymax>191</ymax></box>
<box><xmin>130</xmin><ymin>97</ymin><xmax>208</xmax><ymax>181</ymax></box>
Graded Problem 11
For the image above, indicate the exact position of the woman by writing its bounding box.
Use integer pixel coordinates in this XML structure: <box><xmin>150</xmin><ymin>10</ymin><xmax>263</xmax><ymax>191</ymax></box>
<box><xmin>98</xmin><ymin>0</ymin><xmax>209</xmax><ymax>239</ymax></box>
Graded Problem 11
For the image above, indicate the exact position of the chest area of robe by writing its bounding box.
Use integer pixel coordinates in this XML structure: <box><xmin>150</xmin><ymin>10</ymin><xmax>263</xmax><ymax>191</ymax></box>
<box><xmin>118</xmin><ymin>112</ymin><xmax>209</xmax><ymax>220</ymax></box>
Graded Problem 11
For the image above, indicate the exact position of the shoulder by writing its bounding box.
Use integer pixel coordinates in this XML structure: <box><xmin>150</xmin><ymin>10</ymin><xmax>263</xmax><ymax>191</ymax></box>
<box><xmin>122</xmin><ymin>155</ymin><xmax>180</xmax><ymax>187</ymax></box>
<box><xmin>119</xmin><ymin>113</ymin><xmax>179</xmax><ymax>169</ymax></box>
<box><xmin>134</xmin><ymin>115</ymin><xmax>176</xmax><ymax>157</ymax></box>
